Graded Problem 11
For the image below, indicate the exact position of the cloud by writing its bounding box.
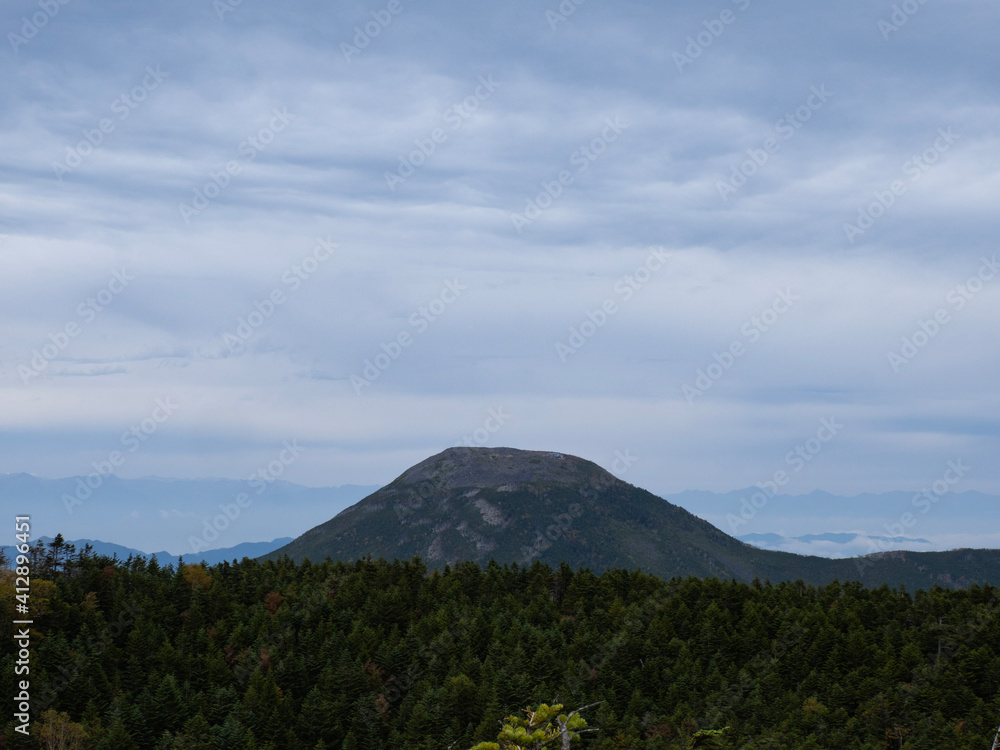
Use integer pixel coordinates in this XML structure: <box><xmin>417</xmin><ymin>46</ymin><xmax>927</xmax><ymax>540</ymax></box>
<box><xmin>0</xmin><ymin>0</ymin><xmax>997</xmax><ymax>508</ymax></box>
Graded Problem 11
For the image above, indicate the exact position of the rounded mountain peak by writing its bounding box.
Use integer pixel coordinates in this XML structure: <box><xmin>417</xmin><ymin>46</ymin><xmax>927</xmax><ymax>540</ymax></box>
<box><xmin>389</xmin><ymin>446</ymin><xmax>617</xmax><ymax>491</ymax></box>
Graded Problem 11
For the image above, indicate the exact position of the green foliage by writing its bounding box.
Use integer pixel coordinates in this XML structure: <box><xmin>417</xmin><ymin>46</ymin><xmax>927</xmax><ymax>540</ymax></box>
<box><xmin>3</xmin><ymin>551</ymin><xmax>999</xmax><ymax>749</ymax></box>
<box><xmin>469</xmin><ymin>702</ymin><xmax>598</xmax><ymax>749</ymax></box>
<box><xmin>688</xmin><ymin>727</ymin><xmax>728</xmax><ymax>748</ymax></box>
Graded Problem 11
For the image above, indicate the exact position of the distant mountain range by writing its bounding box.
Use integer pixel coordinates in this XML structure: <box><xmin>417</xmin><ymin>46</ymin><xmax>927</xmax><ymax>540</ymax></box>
<box><xmin>262</xmin><ymin>447</ymin><xmax>1000</xmax><ymax>591</ymax></box>
<box><xmin>0</xmin><ymin>473</ymin><xmax>379</xmax><ymax>555</ymax></box>
<box><xmin>3</xmin><ymin>461</ymin><xmax>997</xmax><ymax>572</ymax></box>
<box><xmin>666</xmin><ymin>487</ymin><xmax>1000</xmax><ymax>552</ymax></box>
<box><xmin>1</xmin><ymin>535</ymin><xmax>293</xmax><ymax>568</ymax></box>
<box><xmin>738</xmin><ymin>532</ymin><xmax>933</xmax><ymax>558</ymax></box>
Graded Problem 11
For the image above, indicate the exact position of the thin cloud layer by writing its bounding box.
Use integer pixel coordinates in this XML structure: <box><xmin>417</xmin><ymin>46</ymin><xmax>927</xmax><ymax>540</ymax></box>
<box><xmin>1</xmin><ymin>0</ymin><xmax>997</xmax><ymax>524</ymax></box>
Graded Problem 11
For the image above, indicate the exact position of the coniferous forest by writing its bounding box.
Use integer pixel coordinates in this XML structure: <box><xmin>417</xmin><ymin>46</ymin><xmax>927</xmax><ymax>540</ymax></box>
<box><xmin>3</xmin><ymin>542</ymin><xmax>1000</xmax><ymax>749</ymax></box>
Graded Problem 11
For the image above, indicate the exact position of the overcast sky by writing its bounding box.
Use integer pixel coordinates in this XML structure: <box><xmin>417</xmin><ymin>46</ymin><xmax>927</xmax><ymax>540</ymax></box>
<box><xmin>2</xmin><ymin>0</ymin><xmax>998</xmax><ymax>505</ymax></box>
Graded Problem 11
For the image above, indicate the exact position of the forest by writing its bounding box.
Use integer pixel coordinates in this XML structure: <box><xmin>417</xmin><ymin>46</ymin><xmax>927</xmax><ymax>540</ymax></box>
<box><xmin>2</xmin><ymin>539</ymin><xmax>999</xmax><ymax>749</ymax></box>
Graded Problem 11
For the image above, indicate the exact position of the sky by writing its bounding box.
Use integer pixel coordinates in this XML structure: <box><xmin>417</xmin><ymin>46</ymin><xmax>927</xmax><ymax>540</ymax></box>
<box><xmin>2</xmin><ymin>0</ymin><xmax>998</xmax><ymax>516</ymax></box>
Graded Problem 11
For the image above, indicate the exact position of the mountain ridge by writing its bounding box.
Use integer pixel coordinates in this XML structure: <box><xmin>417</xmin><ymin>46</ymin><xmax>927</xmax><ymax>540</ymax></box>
<box><xmin>1</xmin><ymin>536</ymin><xmax>293</xmax><ymax>567</ymax></box>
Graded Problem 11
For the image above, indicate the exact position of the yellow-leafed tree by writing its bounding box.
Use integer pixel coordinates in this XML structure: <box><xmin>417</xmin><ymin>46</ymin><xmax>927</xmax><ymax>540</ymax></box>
<box><xmin>37</xmin><ymin>710</ymin><xmax>88</xmax><ymax>750</ymax></box>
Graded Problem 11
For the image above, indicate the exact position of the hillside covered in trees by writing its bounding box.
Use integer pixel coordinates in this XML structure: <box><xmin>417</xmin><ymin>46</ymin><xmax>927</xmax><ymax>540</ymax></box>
<box><xmin>3</xmin><ymin>543</ymin><xmax>999</xmax><ymax>749</ymax></box>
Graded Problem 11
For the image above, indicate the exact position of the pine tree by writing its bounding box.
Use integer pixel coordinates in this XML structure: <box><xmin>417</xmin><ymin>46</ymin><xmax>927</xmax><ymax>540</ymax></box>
<box><xmin>96</xmin><ymin>713</ymin><xmax>139</xmax><ymax>750</ymax></box>
<box><xmin>468</xmin><ymin>702</ymin><xmax>601</xmax><ymax>750</ymax></box>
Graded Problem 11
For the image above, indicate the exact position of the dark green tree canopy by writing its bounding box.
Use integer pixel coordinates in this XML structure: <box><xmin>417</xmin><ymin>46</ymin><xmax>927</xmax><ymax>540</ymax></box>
<box><xmin>3</xmin><ymin>552</ymin><xmax>999</xmax><ymax>749</ymax></box>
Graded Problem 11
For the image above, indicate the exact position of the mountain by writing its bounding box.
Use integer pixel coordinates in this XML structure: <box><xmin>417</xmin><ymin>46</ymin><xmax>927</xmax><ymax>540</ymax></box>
<box><xmin>1</xmin><ymin>536</ymin><xmax>293</xmax><ymax>567</ymax></box>
<box><xmin>264</xmin><ymin>447</ymin><xmax>1000</xmax><ymax>590</ymax></box>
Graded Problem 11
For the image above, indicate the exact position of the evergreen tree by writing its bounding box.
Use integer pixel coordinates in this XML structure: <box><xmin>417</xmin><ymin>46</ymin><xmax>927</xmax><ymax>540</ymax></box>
<box><xmin>469</xmin><ymin>703</ymin><xmax>600</xmax><ymax>750</ymax></box>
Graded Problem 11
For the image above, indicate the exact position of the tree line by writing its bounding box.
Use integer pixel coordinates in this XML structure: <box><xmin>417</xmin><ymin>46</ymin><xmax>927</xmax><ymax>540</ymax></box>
<box><xmin>2</xmin><ymin>538</ymin><xmax>999</xmax><ymax>749</ymax></box>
